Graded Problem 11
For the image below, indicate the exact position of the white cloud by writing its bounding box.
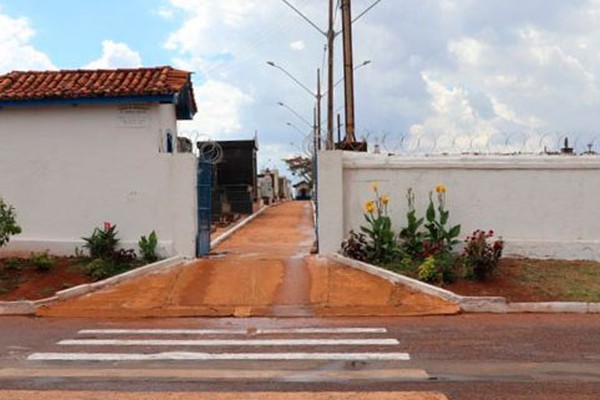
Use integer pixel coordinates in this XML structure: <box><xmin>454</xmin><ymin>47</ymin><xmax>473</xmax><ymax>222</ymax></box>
<box><xmin>84</xmin><ymin>40</ymin><xmax>142</xmax><ymax>69</ymax></box>
<box><xmin>0</xmin><ymin>10</ymin><xmax>54</xmax><ymax>73</ymax></box>
<box><xmin>155</xmin><ymin>6</ymin><xmax>175</xmax><ymax>20</ymax></box>
<box><xmin>290</xmin><ymin>40</ymin><xmax>305</xmax><ymax>51</ymax></box>
<box><xmin>159</xmin><ymin>0</ymin><xmax>600</xmax><ymax>158</ymax></box>
<box><xmin>178</xmin><ymin>79</ymin><xmax>253</xmax><ymax>138</ymax></box>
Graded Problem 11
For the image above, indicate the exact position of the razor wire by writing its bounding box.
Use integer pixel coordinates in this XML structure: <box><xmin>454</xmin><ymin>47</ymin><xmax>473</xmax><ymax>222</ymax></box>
<box><xmin>179</xmin><ymin>130</ymin><xmax>224</xmax><ymax>164</ymax></box>
<box><xmin>361</xmin><ymin>130</ymin><xmax>600</xmax><ymax>156</ymax></box>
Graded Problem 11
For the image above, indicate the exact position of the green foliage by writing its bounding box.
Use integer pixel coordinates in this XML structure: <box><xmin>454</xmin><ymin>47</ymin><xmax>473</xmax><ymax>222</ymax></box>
<box><xmin>360</xmin><ymin>185</ymin><xmax>399</xmax><ymax>264</ymax></box>
<box><xmin>417</xmin><ymin>251</ymin><xmax>457</xmax><ymax>285</ymax></box>
<box><xmin>29</xmin><ymin>251</ymin><xmax>54</xmax><ymax>272</ymax></box>
<box><xmin>74</xmin><ymin>246</ymin><xmax>85</xmax><ymax>259</ymax></box>
<box><xmin>138</xmin><ymin>231</ymin><xmax>159</xmax><ymax>263</ymax></box>
<box><xmin>82</xmin><ymin>224</ymin><xmax>119</xmax><ymax>259</ymax></box>
<box><xmin>417</xmin><ymin>256</ymin><xmax>439</xmax><ymax>283</ymax></box>
<box><xmin>341</xmin><ymin>230</ymin><xmax>369</xmax><ymax>262</ymax></box>
<box><xmin>463</xmin><ymin>229</ymin><xmax>504</xmax><ymax>281</ymax></box>
<box><xmin>4</xmin><ymin>258</ymin><xmax>22</xmax><ymax>271</ymax></box>
<box><xmin>423</xmin><ymin>189</ymin><xmax>461</xmax><ymax>256</ymax></box>
<box><xmin>0</xmin><ymin>197</ymin><xmax>22</xmax><ymax>248</ymax></box>
<box><xmin>82</xmin><ymin>223</ymin><xmax>139</xmax><ymax>281</ymax></box>
<box><xmin>386</xmin><ymin>256</ymin><xmax>417</xmax><ymax>276</ymax></box>
<box><xmin>85</xmin><ymin>258</ymin><xmax>117</xmax><ymax>281</ymax></box>
<box><xmin>399</xmin><ymin>188</ymin><xmax>425</xmax><ymax>259</ymax></box>
<box><xmin>85</xmin><ymin>249</ymin><xmax>137</xmax><ymax>282</ymax></box>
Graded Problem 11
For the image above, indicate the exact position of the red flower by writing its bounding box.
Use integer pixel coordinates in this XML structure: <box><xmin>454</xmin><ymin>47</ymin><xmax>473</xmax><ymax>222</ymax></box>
<box><xmin>103</xmin><ymin>222</ymin><xmax>112</xmax><ymax>232</ymax></box>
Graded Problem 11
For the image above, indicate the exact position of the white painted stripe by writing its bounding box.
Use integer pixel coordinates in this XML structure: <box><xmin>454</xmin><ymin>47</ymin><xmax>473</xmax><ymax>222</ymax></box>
<box><xmin>28</xmin><ymin>352</ymin><xmax>410</xmax><ymax>361</ymax></box>
<box><xmin>77</xmin><ymin>327</ymin><xmax>388</xmax><ymax>335</ymax></box>
<box><xmin>59</xmin><ymin>338</ymin><xmax>399</xmax><ymax>346</ymax></box>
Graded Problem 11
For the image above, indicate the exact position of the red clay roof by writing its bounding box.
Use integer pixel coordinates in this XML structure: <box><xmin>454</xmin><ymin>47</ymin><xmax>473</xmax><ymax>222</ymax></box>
<box><xmin>0</xmin><ymin>66</ymin><xmax>194</xmax><ymax>103</ymax></box>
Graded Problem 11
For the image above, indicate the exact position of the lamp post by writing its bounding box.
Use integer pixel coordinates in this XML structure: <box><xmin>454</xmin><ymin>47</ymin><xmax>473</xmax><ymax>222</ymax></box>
<box><xmin>267</xmin><ymin>62</ymin><xmax>322</xmax><ymax>151</ymax></box>
<box><xmin>270</xmin><ymin>60</ymin><xmax>372</xmax><ymax>147</ymax></box>
<box><xmin>278</xmin><ymin>101</ymin><xmax>313</xmax><ymax>129</ymax></box>
<box><xmin>286</xmin><ymin>121</ymin><xmax>311</xmax><ymax>137</ymax></box>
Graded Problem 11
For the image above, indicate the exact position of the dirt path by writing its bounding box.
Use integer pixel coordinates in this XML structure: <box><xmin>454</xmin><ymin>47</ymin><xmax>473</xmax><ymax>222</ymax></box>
<box><xmin>38</xmin><ymin>201</ymin><xmax>458</xmax><ymax>318</ymax></box>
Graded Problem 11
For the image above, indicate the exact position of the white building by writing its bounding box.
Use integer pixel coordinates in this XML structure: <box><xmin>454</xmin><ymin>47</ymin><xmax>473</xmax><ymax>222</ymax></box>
<box><xmin>0</xmin><ymin>67</ymin><xmax>199</xmax><ymax>257</ymax></box>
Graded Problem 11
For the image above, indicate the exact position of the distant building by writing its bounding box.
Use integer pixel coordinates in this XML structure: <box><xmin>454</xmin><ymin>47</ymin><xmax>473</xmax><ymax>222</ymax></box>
<box><xmin>197</xmin><ymin>139</ymin><xmax>258</xmax><ymax>219</ymax></box>
<box><xmin>293</xmin><ymin>181</ymin><xmax>312</xmax><ymax>200</ymax></box>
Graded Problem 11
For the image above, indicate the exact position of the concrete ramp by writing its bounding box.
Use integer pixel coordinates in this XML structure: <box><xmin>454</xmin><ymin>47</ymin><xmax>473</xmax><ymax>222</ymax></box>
<box><xmin>37</xmin><ymin>202</ymin><xmax>459</xmax><ymax>318</ymax></box>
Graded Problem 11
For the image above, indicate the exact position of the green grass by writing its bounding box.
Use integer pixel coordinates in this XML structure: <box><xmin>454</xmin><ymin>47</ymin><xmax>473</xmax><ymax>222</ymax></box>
<box><xmin>381</xmin><ymin>256</ymin><xmax>600</xmax><ymax>302</ymax></box>
<box><xmin>511</xmin><ymin>259</ymin><xmax>600</xmax><ymax>302</ymax></box>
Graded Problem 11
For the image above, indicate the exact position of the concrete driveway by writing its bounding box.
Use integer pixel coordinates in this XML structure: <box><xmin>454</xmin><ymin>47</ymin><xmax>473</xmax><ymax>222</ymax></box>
<box><xmin>38</xmin><ymin>201</ymin><xmax>458</xmax><ymax>318</ymax></box>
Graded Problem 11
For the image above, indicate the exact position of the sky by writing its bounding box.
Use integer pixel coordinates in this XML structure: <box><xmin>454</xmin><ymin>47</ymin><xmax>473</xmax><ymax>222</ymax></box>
<box><xmin>3</xmin><ymin>0</ymin><xmax>600</xmax><ymax>175</ymax></box>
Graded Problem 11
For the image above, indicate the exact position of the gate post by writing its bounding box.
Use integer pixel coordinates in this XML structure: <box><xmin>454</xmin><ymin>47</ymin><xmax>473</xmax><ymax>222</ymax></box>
<box><xmin>196</xmin><ymin>160</ymin><xmax>213</xmax><ymax>257</ymax></box>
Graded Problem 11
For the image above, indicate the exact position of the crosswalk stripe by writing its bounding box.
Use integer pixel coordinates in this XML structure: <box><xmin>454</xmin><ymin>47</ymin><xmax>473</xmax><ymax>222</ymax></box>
<box><xmin>58</xmin><ymin>338</ymin><xmax>400</xmax><ymax>346</ymax></box>
<box><xmin>28</xmin><ymin>352</ymin><xmax>411</xmax><ymax>361</ymax></box>
<box><xmin>77</xmin><ymin>327</ymin><xmax>388</xmax><ymax>335</ymax></box>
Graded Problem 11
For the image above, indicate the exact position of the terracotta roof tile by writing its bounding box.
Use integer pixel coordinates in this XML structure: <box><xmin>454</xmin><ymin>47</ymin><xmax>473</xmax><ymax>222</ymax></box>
<box><xmin>0</xmin><ymin>66</ymin><xmax>194</xmax><ymax>104</ymax></box>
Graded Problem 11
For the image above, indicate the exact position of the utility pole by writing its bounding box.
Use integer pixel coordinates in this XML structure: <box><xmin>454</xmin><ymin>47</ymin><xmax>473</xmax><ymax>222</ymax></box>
<box><xmin>326</xmin><ymin>0</ymin><xmax>335</xmax><ymax>150</ymax></box>
<box><xmin>316</xmin><ymin>68</ymin><xmax>322</xmax><ymax>150</ymax></box>
<box><xmin>341</xmin><ymin>0</ymin><xmax>356</xmax><ymax>144</ymax></box>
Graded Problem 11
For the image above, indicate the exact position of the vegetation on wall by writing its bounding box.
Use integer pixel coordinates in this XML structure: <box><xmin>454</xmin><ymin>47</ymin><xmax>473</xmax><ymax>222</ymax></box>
<box><xmin>340</xmin><ymin>183</ymin><xmax>504</xmax><ymax>285</ymax></box>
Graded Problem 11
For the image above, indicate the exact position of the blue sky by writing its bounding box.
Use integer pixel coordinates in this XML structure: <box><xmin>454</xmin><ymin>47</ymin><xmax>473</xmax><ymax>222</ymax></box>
<box><xmin>3</xmin><ymin>1</ymin><xmax>600</xmax><ymax>174</ymax></box>
<box><xmin>1</xmin><ymin>0</ymin><xmax>177</xmax><ymax>68</ymax></box>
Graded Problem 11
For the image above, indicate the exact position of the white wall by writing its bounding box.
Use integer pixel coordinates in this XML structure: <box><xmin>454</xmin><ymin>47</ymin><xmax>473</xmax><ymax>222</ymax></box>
<box><xmin>319</xmin><ymin>151</ymin><xmax>600</xmax><ymax>260</ymax></box>
<box><xmin>0</xmin><ymin>103</ymin><xmax>197</xmax><ymax>257</ymax></box>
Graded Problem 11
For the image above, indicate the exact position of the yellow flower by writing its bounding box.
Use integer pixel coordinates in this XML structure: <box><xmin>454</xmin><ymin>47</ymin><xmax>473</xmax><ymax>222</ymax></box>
<box><xmin>364</xmin><ymin>200</ymin><xmax>376</xmax><ymax>213</ymax></box>
<box><xmin>435</xmin><ymin>184</ymin><xmax>447</xmax><ymax>193</ymax></box>
<box><xmin>371</xmin><ymin>181</ymin><xmax>379</xmax><ymax>192</ymax></box>
<box><xmin>381</xmin><ymin>194</ymin><xmax>390</xmax><ymax>205</ymax></box>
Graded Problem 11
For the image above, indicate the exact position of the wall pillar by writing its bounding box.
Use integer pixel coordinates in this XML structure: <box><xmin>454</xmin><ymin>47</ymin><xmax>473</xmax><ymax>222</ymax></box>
<box><xmin>317</xmin><ymin>150</ymin><xmax>344</xmax><ymax>254</ymax></box>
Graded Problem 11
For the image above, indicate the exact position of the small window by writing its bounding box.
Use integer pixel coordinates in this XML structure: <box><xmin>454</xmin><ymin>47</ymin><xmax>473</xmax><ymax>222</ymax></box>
<box><xmin>118</xmin><ymin>104</ymin><xmax>149</xmax><ymax>128</ymax></box>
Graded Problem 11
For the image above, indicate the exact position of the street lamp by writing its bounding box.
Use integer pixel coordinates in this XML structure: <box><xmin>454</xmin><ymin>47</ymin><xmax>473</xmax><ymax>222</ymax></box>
<box><xmin>277</xmin><ymin>101</ymin><xmax>313</xmax><ymax>129</ymax></box>
<box><xmin>286</xmin><ymin>121</ymin><xmax>311</xmax><ymax>138</ymax></box>
<box><xmin>267</xmin><ymin>61</ymin><xmax>323</xmax><ymax>150</ymax></box>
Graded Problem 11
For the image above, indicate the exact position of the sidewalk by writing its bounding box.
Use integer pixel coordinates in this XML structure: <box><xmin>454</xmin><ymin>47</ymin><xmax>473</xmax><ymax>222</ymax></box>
<box><xmin>38</xmin><ymin>202</ymin><xmax>459</xmax><ymax>318</ymax></box>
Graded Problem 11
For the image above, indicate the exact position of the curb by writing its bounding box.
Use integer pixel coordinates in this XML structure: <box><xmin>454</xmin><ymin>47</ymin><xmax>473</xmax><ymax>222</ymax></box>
<box><xmin>0</xmin><ymin>256</ymin><xmax>187</xmax><ymax>316</ymax></box>
<box><xmin>210</xmin><ymin>206</ymin><xmax>269</xmax><ymax>249</ymax></box>
<box><xmin>327</xmin><ymin>253</ymin><xmax>600</xmax><ymax>314</ymax></box>
<box><xmin>1</xmin><ymin>205</ymin><xmax>273</xmax><ymax>317</ymax></box>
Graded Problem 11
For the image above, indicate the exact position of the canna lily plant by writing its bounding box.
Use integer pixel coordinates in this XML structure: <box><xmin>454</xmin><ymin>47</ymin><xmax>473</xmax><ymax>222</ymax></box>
<box><xmin>360</xmin><ymin>182</ymin><xmax>399</xmax><ymax>263</ymax></box>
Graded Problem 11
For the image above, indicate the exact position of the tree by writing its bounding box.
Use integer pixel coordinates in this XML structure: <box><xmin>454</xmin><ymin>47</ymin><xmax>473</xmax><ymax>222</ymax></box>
<box><xmin>0</xmin><ymin>197</ymin><xmax>22</xmax><ymax>248</ymax></box>
<box><xmin>284</xmin><ymin>155</ymin><xmax>313</xmax><ymax>187</ymax></box>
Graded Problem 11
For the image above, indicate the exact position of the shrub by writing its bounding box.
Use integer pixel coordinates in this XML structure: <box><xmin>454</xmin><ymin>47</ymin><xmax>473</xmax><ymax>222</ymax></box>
<box><xmin>417</xmin><ymin>252</ymin><xmax>457</xmax><ymax>285</ymax></box>
<box><xmin>138</xmin><ymin>231</ymin><xmax>159</xmax><ymax>263</ymax></box>
<box><xmin>463</xmin><ymin>229</ymin><xmax>504</xmax><ymax>281</ymax></box>
<box><xmin>423</xmin><ymin>185</ymin><xmax>461</xmax><ymax>256</ymax></box>
<box><xmin>29</xmin><ymin>251</ymin><xmax>54</xmax><ymax>272</ymax></box>
<box><xmin>4</xmin><ymin>258</ymin><xmax>22</xmax><ymax>271</ymax></box>
<box><xmin>82</xmin><ymin>222</ymin><xmax>140</xmax><ymax>281</ymax></box>
<box><xmin>82</xmin><ymin>222</ymin><xmax>119</xmax><ymax>259</ymax></box>
<box><xmin>0</xmin><ymin>197</ymin><xmax>22</xmax><ymax>248</ymax></box>
<box><xmin>360</xmin><ymin>182</ymin><xmax>400</xmax><ymax>264</ymax></box>
<box><xmin>341</xmin><ymin>230</ymin><xmax>369</xmax><ymax>262</ymax></box>
<box><xmin>417</xmin><ymin>256</ymin><xmax>438</xmax><ymax>283</ymax></box>
<box><xmin>399</xmin><ymin>188</ymin><xmax>425</xmax><ymax>259</ymax></box>
<box><xmin>85</xmin><ymin>258</ymin><xmax>116</xmax><ymax>281</ymax></box>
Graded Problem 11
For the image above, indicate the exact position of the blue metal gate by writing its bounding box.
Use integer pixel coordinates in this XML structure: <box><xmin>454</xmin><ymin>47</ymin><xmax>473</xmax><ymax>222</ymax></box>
<box><xmin>196</xmin><ymin>160</ymin><xmax>213</xmax><ymax>257</ymax></box>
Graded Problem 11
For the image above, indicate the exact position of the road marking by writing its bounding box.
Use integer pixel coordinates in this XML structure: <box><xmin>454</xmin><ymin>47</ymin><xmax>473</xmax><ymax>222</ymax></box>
<box><xmin>0</xmin><ymin>367</ymin><xmax>426</xmax><ymax>380</ymax></box>
<box><xmin>0</xmin><ymin>391</ymin><xmax>448</xmax><ymax>400</ymax></box>
<box><xmin>58</xmin><ymin>338</ymin><xmax>399</xmax><ymax>346</ymax></box>
<box><xmin>78</xmin><ymin>327</ymin><xmax>388</xmax><ymax>335</ymax></box>
<box><xmin>27</xmin><ymin>351</ymin><xmax>411</xmax><ymax>361</ymax></box>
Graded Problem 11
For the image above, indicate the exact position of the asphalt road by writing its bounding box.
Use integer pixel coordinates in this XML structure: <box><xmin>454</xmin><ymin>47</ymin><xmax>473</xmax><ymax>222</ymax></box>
<box><xmin>0</xmin><ymin>314</ymin><xmax>599</xmax><ymax>399</ymax></box>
